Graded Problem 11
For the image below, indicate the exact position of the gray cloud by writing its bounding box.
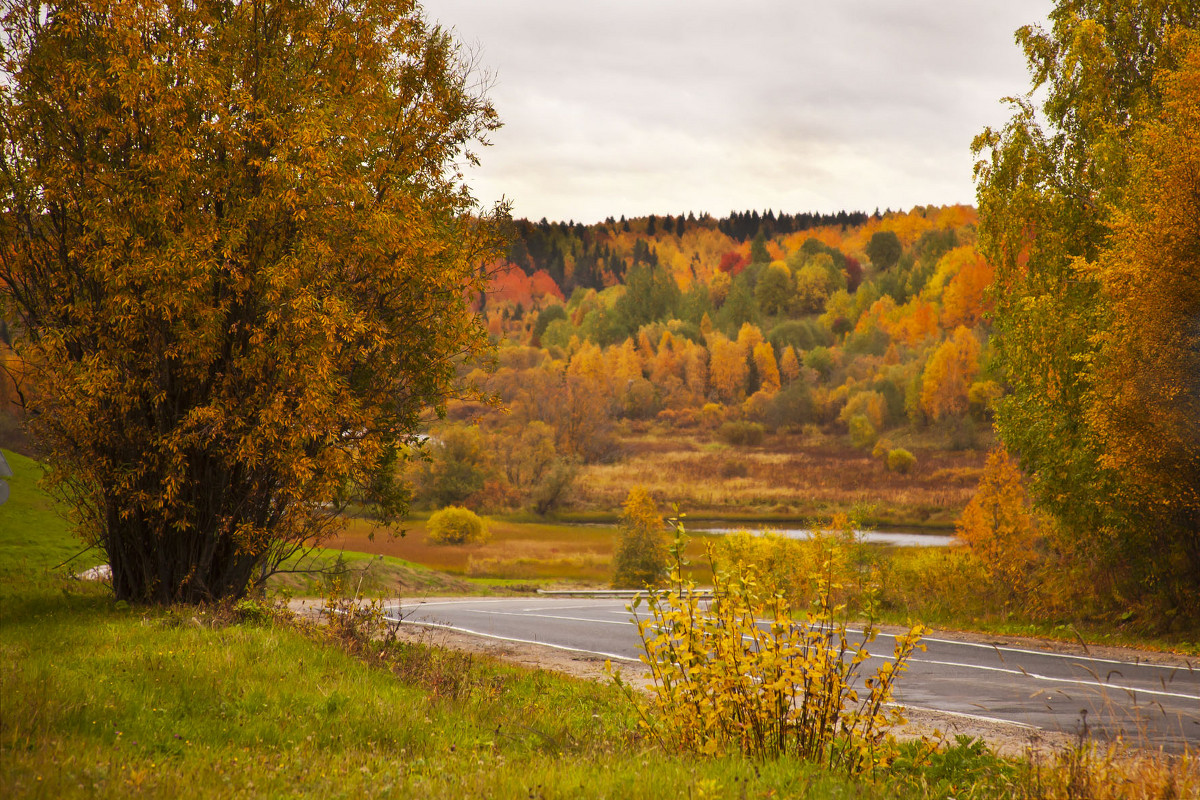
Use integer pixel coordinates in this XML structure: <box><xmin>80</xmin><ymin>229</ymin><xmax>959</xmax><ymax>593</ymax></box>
<box><xmin>423</xmin><ymin>0</ymin><xmax>1054</xmax><ymax>223</ymax></box>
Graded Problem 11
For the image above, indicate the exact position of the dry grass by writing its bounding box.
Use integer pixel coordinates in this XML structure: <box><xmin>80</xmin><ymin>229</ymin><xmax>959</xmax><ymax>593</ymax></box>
<box><xmin>324</xmin><ymin>516</ymin><xmax>719</xmax><ymax>585</ymax></box>
<box><xmin>569</xmin><ymin>428</ymin><xmax>986</xmax><ymax>526</ymax></box>
<box><xmin>1024</xmin><ymin>740</ymin><xmax>1199</xmax><ymax>799</ymax></box>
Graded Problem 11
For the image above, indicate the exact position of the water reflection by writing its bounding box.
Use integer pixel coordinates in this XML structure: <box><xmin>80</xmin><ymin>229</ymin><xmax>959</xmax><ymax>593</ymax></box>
<box><xmin>689</xmin><ymin>525</ymin><xmax>955</xmax><ymax>548</ymax></box>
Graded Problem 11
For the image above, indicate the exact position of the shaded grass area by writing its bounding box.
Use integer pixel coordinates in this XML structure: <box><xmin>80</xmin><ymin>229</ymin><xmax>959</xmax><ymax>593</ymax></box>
<box><xmin>268</xmin><ymin>547</ymin><xmax>478</xmax><ymax>598</ymax></box>
<box><xmin>0</xmin><ymin>449</ymin><xmax>102</xmax><ymax>578</ymax></box>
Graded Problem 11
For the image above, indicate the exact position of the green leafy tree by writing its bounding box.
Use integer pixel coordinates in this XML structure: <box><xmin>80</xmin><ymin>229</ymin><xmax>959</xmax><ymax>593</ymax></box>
<box><xmin>755</xmin><ymin>262</ymin><xmax>793</xmax><ymax>316</ymax></box>
<box><xmin>714</xmin><ymin>277</ymin><xmax>759</xmax><ymax>334</ymax></box>
<box><xmin>0</xmin><ymin>0</ymin><xmax>504</xmax><ymax>603</ymax></box>
<box><xmin>865</xmin><ymin>231</ymin><xmax>902</xmax><ymax>271</ymax></box>
<box><xmin>531</xmin><ymin>304</ymin><xmax>568</xmax><ymax>345</ymax></box>
<box><xmin>749</xmin><ymin>231</ymin><xmax>772</xmax><ymax>264</ymax></box>
<box><xmin>413</xmin><ymin>426</ymin><xmax>496</xmax><ymax>510</ymax></box>
<box><xmin>611</xmin><ymin>487</ymin><xmax>668</xmax><ymax>588</ymax></box>
<box><xmin>792</xmin><ymin>262</ymin><xmax>833</xmax><ymax>314</ymax></box>
<box><xmin>614</xmin><ymin>264</ymin><xmax>681</xmax><ymax>334</ymax></box>
<box><xmin>973</xmin><ymin>1</ymin><xmax>1200</xmax><ymax>622</ymax></box>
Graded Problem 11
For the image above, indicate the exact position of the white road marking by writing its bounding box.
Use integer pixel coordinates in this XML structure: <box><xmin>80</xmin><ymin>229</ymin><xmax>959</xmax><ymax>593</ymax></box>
<box><xmin>461</xmin><ymin>609</ymin><xmax>634</xmax><ymax>626</ymax></box>
<box><xmin>392</xmin><ymin>600</ymin><xmax>1198</xmax><ymax>702</ymax></box>
<box><xmin>911</xmin><ymin>658</ymin><xmax>1200</xmax><ymax>702</ymax></box>
<box><xmin>848</xmin><ymin>628</ymin><xmax>1194</xmax><ymax>673</ymax></box>
<box><xmin>390</xmin><ymin>598</ymin><xmax>515</xmax><ymax>609</ymax></box>
<box><xmin>387</xmin><ymin>617</ymin><xmax>641</xmax><ymax>663</ymax></box>
<box><xmin>599</xmin><ymin>600</ymin><xmax>1192</xmax><ymax>674</ymax></box>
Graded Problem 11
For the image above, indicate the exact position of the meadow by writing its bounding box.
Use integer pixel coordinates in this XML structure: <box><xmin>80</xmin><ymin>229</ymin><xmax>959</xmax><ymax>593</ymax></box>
<box><xmin>566</xmin><ymin>423</ymin><xmax>987</xmax><ymax>527</ymax></box>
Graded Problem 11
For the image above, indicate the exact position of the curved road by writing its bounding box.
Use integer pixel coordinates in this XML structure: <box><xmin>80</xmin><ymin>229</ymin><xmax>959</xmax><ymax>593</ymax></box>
<box><xmin>384</xmin><ymin>596</ymin><xmax>1200</xmax><ymax>752</ymax></box>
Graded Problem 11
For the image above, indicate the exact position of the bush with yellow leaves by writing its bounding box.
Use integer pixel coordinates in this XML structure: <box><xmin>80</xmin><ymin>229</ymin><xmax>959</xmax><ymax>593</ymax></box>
<box><xmin>613</xmin><ymin>515</ymin><xmax>927</xmax><ymax>773</ymax></box>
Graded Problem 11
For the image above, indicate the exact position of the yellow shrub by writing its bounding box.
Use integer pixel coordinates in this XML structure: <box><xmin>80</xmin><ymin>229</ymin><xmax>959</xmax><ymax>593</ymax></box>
<box><xmin>427</xmin><ymin>506</ymin><xmax>490</xmax><ymax>545</ymax></box>
<box><xmin>615</xmin><ymin>518</ymin><xmax>927</xmax><ymax>772</ymax></box>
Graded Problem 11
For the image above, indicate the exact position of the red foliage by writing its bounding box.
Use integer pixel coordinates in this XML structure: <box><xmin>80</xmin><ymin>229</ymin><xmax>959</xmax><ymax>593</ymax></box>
<box><xmin>718</xmin><ymin>251</ymin><xmax>747</xmax><ymax>275</ymax></box>
<box><xmin>844</xmin><ymin>256</ymin><xmax>863</xmax><ymax>292</ymax></box>
<box><xmin>486</xmin><ymin>262</ymin><xmax>565</xmax><ymax>309</ymax></box>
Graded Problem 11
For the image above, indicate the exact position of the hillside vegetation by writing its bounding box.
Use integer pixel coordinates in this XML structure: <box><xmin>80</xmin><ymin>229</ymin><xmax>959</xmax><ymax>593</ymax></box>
<box><xmin>410</xmin><ymin>205</ymin><xmax>995</xmax><ymax>524</ymax></box>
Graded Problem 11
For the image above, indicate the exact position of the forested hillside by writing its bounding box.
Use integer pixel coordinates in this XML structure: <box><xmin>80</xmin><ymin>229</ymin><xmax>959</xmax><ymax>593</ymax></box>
<box><xmin>408</xmin><ymin>205</ymin><xmax>995</xmax><ymax>519</ymax></box>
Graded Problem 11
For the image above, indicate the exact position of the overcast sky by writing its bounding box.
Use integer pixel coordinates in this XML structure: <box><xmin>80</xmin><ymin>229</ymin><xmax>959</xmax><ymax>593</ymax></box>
<box><xmin>421</xmin><ymin>1</ymin><xmax>1055</xmax><ymax>224</ymax></box>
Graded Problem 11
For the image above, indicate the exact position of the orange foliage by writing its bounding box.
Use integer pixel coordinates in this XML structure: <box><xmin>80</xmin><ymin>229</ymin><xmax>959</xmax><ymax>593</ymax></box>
<box><xmin>779</xmin><ymin>346</ymin><xmax>800</xmax><ymax>384</ymax></box>
<box><xmin>920</xmin><ymin>327</ymin><xmax>982</xmax><ymax>420</ymax></box>
<box><xmin>856</xmin><ymin>296</ymin><xmax>938</xmax><ymax>347</ymax></box>
<box><xmin>488</xmin><ymin>263</ymin><xmax>565</xmax><ymax>309</ymax></box>
<box><xmin>941</xmin><ymin>251</ymin><xmax>994</xmax><ymax>329</ymax></box>
<box><xmin>956</xmin><ymin>448</ymin><xmax>1042</xmax><ymax>596</ymax></box>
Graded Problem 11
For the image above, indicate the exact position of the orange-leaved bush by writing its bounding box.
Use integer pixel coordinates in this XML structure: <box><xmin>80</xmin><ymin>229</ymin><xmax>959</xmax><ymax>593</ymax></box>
<box><xmin>0</xmin><ymin>0</ymin><xmax>505</xmax><ymax>603</ymax></box>
<box><xmin>955</xmin><ymin>448</ymin><xmax>1043</xmax><ymax>600</ymax></box>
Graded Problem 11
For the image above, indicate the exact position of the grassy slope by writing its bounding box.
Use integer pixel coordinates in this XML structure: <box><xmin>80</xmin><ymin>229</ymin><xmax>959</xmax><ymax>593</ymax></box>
<box><xmin>0</xmin><ymin>449</ymin><xmax>103</xmax><ymax>578</ymax></box>
<box><xmin>2</xmin><ymin>451</ymin><xmax>1008</xmax><ymax>799</ymax></box>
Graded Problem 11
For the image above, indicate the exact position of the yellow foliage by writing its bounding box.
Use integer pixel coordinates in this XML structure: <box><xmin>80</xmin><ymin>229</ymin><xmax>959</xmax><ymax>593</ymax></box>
<box><xmin>0</xmin><ymin>0</ymin><xmax>505</xmax><ymax>602</ymax></box>
<box><xmin>1084</xmin><ymin>33</ymin><xmax>1200</xmax><ymax>537</ymax></box>
<box><xmin>735</xmin><ymin>322</ymin><xmax>765</xmax><ymax>358</ymax></box>
<box><xmin>839</xmin><ymin>390</ymin><xmax>886</xmax><ymax>431</ymax></box>
<box><xmin>779</xmin><ymin>345</ymin><xmax>801</xmax><ymax>384</ymax></box>
<box><xmin>919</xmin><ymin>327</ymin><xmax>982</xmax><ymax>420</ymax></box>
<box><xmin>610</xmin><ymin>487</ymin><xmax>668</xmax><ymax>588</ymax></box>
<box><xmin>616</xmin><ymin>518</ymin><xmax>926</xmax><ymax>769</ymax></box>
<box><xmin>707</xmin><ymin>271</ymin><xmax>731</xmax><ymax>307</ymax></box>
<box><xmin>707</xmin><ymin>335</ymin><xmax>748</xmax><ymax>404</ymax></box>
<box><xmin>752</xmin><ymin>341</ymin><xmax>781</xmax><ymax>394</ymax></box>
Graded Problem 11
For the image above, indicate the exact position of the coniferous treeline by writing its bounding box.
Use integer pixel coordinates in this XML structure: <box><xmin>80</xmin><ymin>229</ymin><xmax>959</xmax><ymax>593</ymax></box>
<box><xmin>504</xmin><ymin>209</ymin><xmax>871</xmax><ymax>295</ymax></box>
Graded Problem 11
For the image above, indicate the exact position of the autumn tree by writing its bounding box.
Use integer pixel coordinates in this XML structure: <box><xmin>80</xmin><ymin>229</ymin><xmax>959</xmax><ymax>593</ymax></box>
<box><xmin>779</xmin><ymin>346</ymin><xmax>801</xmax><ymax>384</ymax></box>
<box><xmin>0</xmin><ymin>0</ymin><xmax>505</xmax><ymax>603</ymax></box>
<box><xmin>956</xmin><ymin>449</ymin><xmax>1043</xmax><ymax>601</ymax></box>
<box><xmin>792</xmin><ymin>261</ymin><xmax>833</xmax><ymax>314</ymax></box>
<box><xmin>1082</xmin><ymin>33</ymin><xmax>1200</xmax><ymax>618</ymax></box>
<box><xmin>974</xmin><ymin>2</ymin><xmax>1200</xmax><ymax>624</ymax></box>
<box><xmin>919</xmin><ymin>327</ymin><xmax>981</xmax><ymax>421</ymax></box>
<box><xmin>611</xmin><ymin>486</ymin><xmax>669</xmax><ymax>589</ymax></box>
<box><xmin>751</xmin><ymin>342</ymin><xmax>781</xmax><ymax>395</ymax></box>
<box><xmin>708</xmin><ymin>335</ymin><xmax>748</xmax><ymax>404</ymax></box>
<box><xmin>755</xmin><ymin>261</ymin><xmax>793</xmax><ymax>316</ymax></box>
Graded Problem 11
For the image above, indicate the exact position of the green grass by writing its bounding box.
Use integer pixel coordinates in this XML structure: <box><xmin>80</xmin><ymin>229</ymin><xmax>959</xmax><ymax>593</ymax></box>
<box><xmin>2</xmin><ymin>581</ymin><xmax>1027</xmax><ymax>799</ymax></box>
<box><xmin>3</xmin><ymin>452</ymin><xmax>1192</xmax><ymax>798</ymax></box>
<box><xmin>0</xmin><ymin>452</ymin><xmax>1028</xmax><ymax>799</ymax></box>
<box><xmin>268</xmin><ymin>548</ymin><xmax>479</xmax><ymax>598</ymax></box>
<box><xmin>0</xmin><ymin>449</ymin><xmax>102</xmax><ymax>578</ymax></box>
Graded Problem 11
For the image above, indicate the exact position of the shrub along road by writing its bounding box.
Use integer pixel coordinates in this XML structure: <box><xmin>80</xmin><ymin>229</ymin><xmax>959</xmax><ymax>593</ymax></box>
<box><xmin>384</xmin><ymin>597</ymin><xmax>1200</xmax><ymax>752</ymax></box>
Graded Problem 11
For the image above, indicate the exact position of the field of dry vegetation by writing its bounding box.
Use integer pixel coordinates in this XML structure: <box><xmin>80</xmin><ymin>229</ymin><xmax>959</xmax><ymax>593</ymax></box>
<box><xmin>568</xmin><ymin>423</ymin><xmax>987</xmax><ymax>526</ymax></box>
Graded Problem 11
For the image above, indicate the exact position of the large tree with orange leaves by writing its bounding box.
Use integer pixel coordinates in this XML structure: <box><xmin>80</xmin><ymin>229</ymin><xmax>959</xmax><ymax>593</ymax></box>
<box><xmin>0</xmin><ymin>0</ymin><xmax>505</xmax><ymax>603</ymax></box>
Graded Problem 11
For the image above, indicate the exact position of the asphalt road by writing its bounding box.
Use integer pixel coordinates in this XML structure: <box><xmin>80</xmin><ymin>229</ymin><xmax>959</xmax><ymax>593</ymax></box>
<box><xmin>384</xmin><ymin>596</ymin><xmax>1200</xmax><ymax>751</ymax></box>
